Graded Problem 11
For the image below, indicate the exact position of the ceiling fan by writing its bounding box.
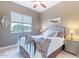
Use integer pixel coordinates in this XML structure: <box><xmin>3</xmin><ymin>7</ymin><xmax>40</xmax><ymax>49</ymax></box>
<box><xmin>32</xmin><ymin>1</ymin><xmax>46</xmax><ymax>8</ymax></box>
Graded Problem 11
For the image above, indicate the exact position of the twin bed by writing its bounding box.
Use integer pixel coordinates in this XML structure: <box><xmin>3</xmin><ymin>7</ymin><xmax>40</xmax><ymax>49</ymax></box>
<box><xmin>18</xmin><ymin>25</ymin><xmax>65</xmax><ymax>58</ymax></box>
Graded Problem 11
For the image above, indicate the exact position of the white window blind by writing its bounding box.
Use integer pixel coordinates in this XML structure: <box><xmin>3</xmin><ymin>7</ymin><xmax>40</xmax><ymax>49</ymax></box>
<box><xmin>11</xmin><ymin>11</ymin><xmax>32</xmax><ymax>33</ymax></box>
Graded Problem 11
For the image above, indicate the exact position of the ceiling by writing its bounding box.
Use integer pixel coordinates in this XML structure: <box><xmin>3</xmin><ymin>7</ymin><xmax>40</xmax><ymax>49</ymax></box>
<box><xmin>12</xmin><ymin>1</ymin><xmax>61</xmax><ymax>13</ymax></box>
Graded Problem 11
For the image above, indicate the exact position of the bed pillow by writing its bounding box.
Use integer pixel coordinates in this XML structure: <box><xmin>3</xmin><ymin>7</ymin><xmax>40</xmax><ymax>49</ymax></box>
<box><xmin>43</xmin><ymin>30</ymin><xmax>59</xmax><ymax>37</ymax></box>
<box><xmin>43</xmin><ymin>30</ymin><xmax>53</xmax><ymax>37</ymax></box>
<box><xmin>50</xmin><ymin>31</ymin><xmax>59</xmax><ymax>37</ymax></box>
<box><xmin>43</xmin><ymin>30</ymin><xmax>50</xmax><ymax>37</ymax></box>
<box><xmin>57</xmin><ymin>32</ymin><xmax>65</xmax><ymax>38</ymax></box>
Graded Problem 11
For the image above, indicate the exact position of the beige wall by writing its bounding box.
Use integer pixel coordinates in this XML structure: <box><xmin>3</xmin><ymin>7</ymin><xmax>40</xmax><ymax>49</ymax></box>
<box><xmin>41</xmin><ymin>1</ymin><xmax>79</xmax><ymax>39</ymax></box>
<box><xmin>0</xmin><ymin>1</ymin><xmax>40</xmax><ymax>34</ymax></box>
<box><xmin>62</xmin><ymin>15</ymin><xmax>79</xmax><ymax>40</ymax></box>
<box><xmin>0</xmin><ymin>1</ymin><xmax>40</xmax><ymax>47</ymax></box>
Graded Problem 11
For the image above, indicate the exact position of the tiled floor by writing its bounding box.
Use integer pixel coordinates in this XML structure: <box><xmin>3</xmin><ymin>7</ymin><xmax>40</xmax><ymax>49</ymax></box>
<box><xmin>0</xmin><ymin>45</ymin><xmax>77</xmax><ymax>58</ymax></box>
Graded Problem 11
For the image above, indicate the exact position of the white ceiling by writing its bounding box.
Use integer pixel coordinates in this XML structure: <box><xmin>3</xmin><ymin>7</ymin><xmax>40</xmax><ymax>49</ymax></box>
<box><xmin>12</xmin><ymin>1</ymin><xmax>61</xmax><ymax>13</ymax></box>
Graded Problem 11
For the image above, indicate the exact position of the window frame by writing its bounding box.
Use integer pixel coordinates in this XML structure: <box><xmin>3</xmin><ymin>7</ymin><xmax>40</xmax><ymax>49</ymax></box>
<box><xmin>11</xmin><ymin>11</ymin><xmax>32</xmax><ymax>33</ymax></box>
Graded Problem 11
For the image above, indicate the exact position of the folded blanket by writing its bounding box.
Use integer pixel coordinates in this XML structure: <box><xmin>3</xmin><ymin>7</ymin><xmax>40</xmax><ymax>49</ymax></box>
<box><xmin>32</xmin><ymin>35</ymin><xmax>44</xmax><ymax>42</ymax></box>
<box><xmin>36</xmin><ymin>38</ymin><xmax>51</xmax><ymax>57</ymax></box>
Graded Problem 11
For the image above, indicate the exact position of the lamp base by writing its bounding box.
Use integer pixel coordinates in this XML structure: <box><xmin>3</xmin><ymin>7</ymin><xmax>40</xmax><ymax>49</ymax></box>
<box><xmin>70</xmin><ymin>33</ymin><xmax>73</xmax><ymax>40</ymax></box>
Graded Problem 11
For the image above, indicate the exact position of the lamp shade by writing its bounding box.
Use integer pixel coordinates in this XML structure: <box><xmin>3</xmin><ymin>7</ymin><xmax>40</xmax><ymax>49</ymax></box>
<box><xmin>40</xmin><ymin>27</ymin><xmax>46</xmax><ymax>33</ymax></box>
<box><xmin>69</xmin><ymin>30</ymin><xmax>75</xmax><ymax>34</ymax></box>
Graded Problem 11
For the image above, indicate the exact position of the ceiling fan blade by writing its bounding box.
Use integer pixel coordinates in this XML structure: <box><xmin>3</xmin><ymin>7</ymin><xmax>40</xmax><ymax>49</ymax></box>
<box><xmin>40</xmin><ymin>2</ymin><xmax>46</xmax><ymax>8</ymax></box>
<box><xmin>33</xmin><ymin>4</ymin><xmax>37</xmax><ymax>8</ymax></box>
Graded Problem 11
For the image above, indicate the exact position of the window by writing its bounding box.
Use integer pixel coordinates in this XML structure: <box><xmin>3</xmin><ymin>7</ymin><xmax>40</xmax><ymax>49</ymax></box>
<box><xmin>11</xmin><ymin>12</ymin><xmax>32</xmax><ymax>33</ymax></box>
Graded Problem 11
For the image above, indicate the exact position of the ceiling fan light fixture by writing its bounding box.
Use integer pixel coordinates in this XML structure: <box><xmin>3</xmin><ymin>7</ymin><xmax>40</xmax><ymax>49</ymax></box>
<box><xmin>32</xmin><ymin>1</ymin><xmax>46</xmax><ymax>8</ymax></box>
<box><xmin>40</xmin><ymin>2</ymin><xmax>46</xmax><ymax>8</ymax></box>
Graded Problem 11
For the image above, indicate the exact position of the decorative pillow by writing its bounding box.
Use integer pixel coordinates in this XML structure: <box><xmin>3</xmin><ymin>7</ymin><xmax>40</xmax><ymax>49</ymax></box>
<box><xmin>36</xmin><ymin>38</ymin><xmax>51</xmax><ymax>57</ymax></box>
<box><xmin>57</xmin><ymin>32</ymin><xmax>65</xmax><ymax>38</ymax></box>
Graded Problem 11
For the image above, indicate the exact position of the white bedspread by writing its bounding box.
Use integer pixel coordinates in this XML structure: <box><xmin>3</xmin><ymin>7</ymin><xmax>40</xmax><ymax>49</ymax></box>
<box><xmin>47</xmin><ymin>37</ymin><xmax>64</xmax><ymax>56</ymax></box>
<box><xmin>18</xmin><ymin>36</ymin><xmax>64</xmax><ymax>58</ymax></box>
<box><xmin>32</xmin><ymin>37</ymin><xmax>64</xmax><ymax>58</ymax></box>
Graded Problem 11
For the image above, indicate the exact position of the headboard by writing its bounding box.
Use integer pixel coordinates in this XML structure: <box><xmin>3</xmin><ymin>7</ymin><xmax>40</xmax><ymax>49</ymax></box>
<box><xmin>47</xmin><ymin>25</ymin><xmax>65</xmax><ymax>32</ymax></box>
<box><xmin>46</xmin><ymin>25</ymin><xmax>66</xmax><ymax>38</ymax></box>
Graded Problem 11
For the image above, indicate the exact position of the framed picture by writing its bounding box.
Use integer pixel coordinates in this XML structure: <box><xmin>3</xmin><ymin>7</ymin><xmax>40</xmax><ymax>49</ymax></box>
<box><xmin>48</xmin><ymin>17</ymin><xmax>61</xmax><ymax>24</ymax></box>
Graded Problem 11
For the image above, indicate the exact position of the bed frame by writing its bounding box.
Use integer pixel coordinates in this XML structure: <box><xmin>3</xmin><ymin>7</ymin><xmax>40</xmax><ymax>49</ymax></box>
<box><xmin>20</xmin><ymin>45</ymin><xmax>64</xmax><ymax>58</ymax></box>
<box><xmin>20</xmin><ymin>46</ymin><xmax>30</xmax><ymax>58</ymax></box>
<box><xmin>19</xmin><ymin>25</ymin><xmax>65</xmax><ymax>58</ymax></box>
<box><xmin>48</xmin><ymin>45</ymin><xmax>64</xmax><ymax>58</ymax></box>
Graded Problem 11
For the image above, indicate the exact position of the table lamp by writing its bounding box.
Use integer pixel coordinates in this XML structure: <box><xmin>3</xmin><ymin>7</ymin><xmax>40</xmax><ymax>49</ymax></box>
<box><xmin>69</xmin><ymin>29</ymin><xmax>75</xmax><ymax>40</ymax></box>
<box><xmin>40</xmin><ymin>27</ymin><xmax>46</xmax><ymax>34</ymax></box>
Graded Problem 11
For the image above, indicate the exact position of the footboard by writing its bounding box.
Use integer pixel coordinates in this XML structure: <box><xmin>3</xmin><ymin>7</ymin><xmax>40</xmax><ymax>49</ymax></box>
<box><xmin>48</xmin><ymin>46</ymin><xmax>63</xmax><ymax>58</ymax></box>
<box><xmin>19</xmin><ymin>46</ymin><xmax>30</xmax><ymax>58</ymax></box>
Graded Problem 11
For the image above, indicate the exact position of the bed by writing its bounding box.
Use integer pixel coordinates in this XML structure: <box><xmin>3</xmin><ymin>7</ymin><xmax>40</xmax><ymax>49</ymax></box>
<box><xmin>18</xmin><ymin>25</ymin><xmax>65</xmax><ymax>58</ymax></box>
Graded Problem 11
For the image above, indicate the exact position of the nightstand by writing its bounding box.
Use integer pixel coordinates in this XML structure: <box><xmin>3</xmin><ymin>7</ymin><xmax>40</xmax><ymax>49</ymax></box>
<box><xmin>64</xmin><ymin>40</ymin><xmax>79</xmax><ymax>56</ymax></box>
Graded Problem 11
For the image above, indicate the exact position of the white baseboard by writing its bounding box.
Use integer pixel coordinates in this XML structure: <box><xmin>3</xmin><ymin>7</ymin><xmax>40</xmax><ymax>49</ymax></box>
<box><xmin>0</xmin><ymin>44</ymin><xmax>17</xmax><ymax>50</ymax></box>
